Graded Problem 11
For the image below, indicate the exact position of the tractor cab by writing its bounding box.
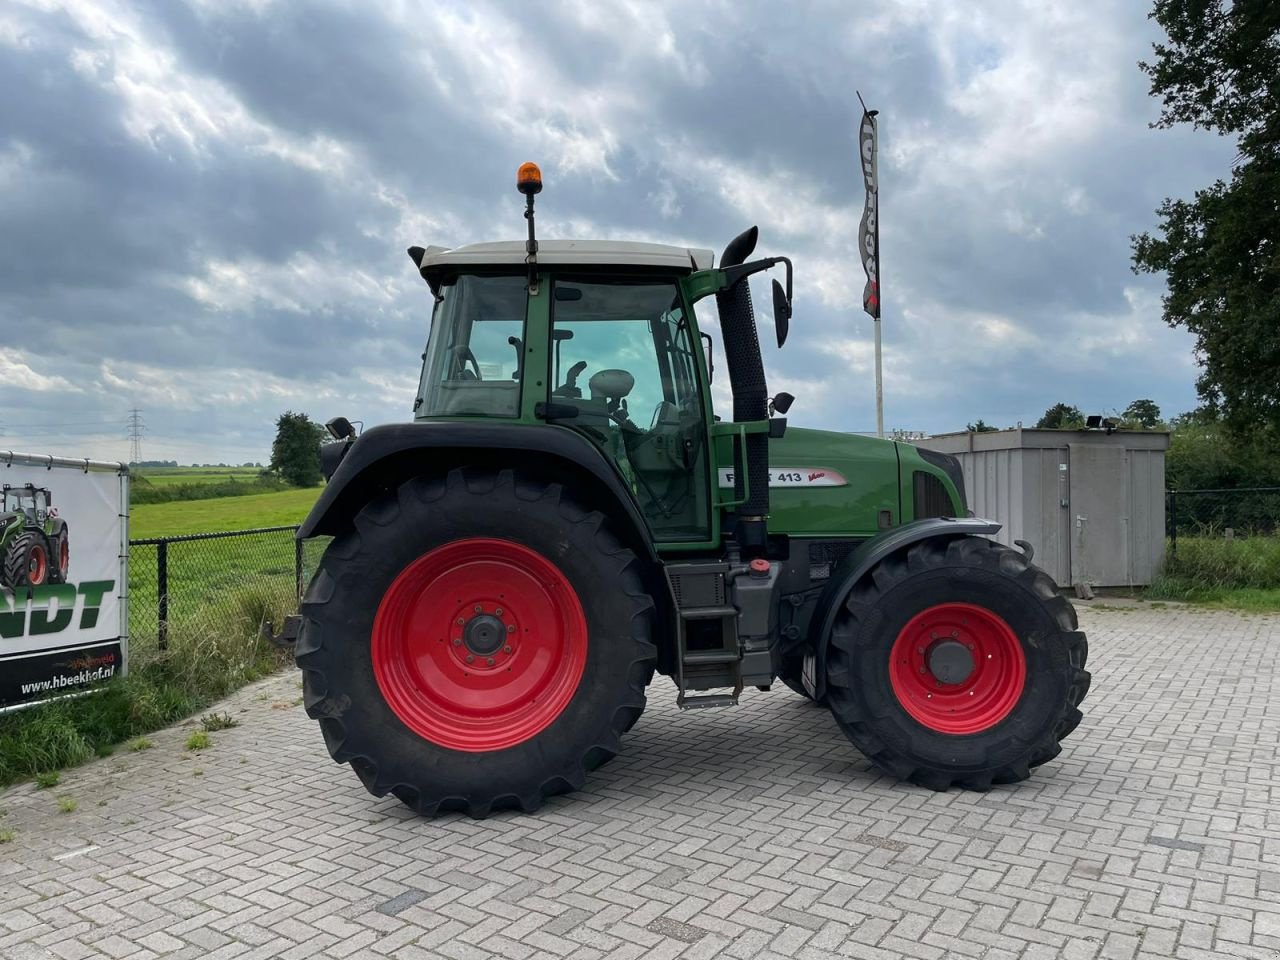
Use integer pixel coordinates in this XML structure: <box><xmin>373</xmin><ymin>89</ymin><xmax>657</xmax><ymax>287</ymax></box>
<box><xmin>411</xmin><ymin>241</ymin><xmax>718</xmax><ymax>542</ymax></box>
<box><xmin>2</xmin><ymin>485</ymin><xmax>48</xmax><ymax>525</ymax></box>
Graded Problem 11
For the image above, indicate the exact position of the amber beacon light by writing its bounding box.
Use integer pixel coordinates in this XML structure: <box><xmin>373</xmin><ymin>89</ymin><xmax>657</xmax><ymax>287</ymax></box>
<box><xmin>517</xmin><ymin>161</ymin><xmax>542</xmax><ymax>196</ymax></box>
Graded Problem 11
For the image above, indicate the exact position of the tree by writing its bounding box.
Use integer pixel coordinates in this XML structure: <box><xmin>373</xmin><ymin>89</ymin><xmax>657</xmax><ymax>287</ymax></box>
<box><xmin>1036</xmin><ymin>403</ymin><xmax>1085</xmax><ymax>429</ymax></box>
<box><xmin>1122</xmin><ymin>398</ymin><xmax>1163</xmax><ymax>429</ymax></box>
<box><xmin>269</xmin><ymin>411</ymin><xmax>328</xmax><ymax>487</ymax></box>
<box><xmin>966</xmin><ymin>419</ymin><xmax>998</xmax><ymax>432</ymax></box>
<box><xmin>1131</xmin><ymin>1</ymin><xmax>1280</xmax><ymax>434</ymax></box>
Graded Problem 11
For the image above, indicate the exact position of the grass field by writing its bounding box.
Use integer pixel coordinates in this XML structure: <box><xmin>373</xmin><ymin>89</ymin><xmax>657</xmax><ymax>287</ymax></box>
<box><xmin>129</xmin><ymin>487</ymin><xmax>321</xmax><ymax>538</ymax></box>
<box><xmin>1147</xmin><ymin>534</ymin><xmax>1280</xmax><ymax>611</ymax></box>
<box><xmin>135</xmin><ymin>466</ymin><xmax>265</xmax><ymax>486</ymax></box>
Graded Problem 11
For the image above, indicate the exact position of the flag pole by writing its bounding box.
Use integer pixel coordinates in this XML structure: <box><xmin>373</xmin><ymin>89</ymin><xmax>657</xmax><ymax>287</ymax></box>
<box><xmin>874</xmin><ymin>315</ymin><xmax>883</xmax><ymax>438</ymax></box>
<box><xmin>856</xmin><ymin>92</ymin><xmax>884</xmax><ymax>438</ymax></box>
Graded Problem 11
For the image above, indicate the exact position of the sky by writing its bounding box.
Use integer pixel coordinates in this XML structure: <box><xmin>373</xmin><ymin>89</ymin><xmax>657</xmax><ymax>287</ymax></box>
<box><xmin>0</xmin><ymin>0</ymin><xmax>1237</xmax><ymax>465</ymax></box>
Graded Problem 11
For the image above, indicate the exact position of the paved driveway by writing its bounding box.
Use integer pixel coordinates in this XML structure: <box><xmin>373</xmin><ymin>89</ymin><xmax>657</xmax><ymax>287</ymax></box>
<box><xmin>2</xmin><ymin>604</ymin><xmax>1278</xmax><ymax>960</ymax></box>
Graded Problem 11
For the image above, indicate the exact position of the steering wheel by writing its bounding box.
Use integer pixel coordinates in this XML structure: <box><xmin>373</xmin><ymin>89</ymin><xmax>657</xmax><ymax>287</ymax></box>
<box><xmin>449</xmin><ymin>345</ymin><xmax>482</xmax><ymax>380</ymax></box>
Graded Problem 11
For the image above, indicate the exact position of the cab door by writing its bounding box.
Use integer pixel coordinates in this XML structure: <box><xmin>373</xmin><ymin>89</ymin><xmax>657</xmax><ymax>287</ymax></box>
<box><xmin>546</xmin><ymin>277</ymin><xmax>713</xmax><ymax>544</ymax></box>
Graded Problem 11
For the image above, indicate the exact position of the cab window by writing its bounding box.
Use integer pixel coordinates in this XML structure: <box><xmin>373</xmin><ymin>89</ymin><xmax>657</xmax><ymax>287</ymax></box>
<box><xmin>549</xmin><ymin>278</ymin><xmax>710</xmax><ymax>541</ymax></box>
<box><xmin>416</xmin><ymin>275</ymin><xmax>527</xmax><ymax>418</ymax></box>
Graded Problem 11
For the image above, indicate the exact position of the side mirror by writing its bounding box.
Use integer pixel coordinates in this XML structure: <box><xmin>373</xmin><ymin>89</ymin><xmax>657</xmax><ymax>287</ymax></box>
<box><xmin>771</xmin><ymin>279</ymin><xmax>791</xmax><ymax>348</ymax></box>
<box><xmin>771</xmin><ymin>392</ymin><xmax>795</xmax><ymax>415</ymax></box>
<box><xmin>700</xmin><ymin>332</ymin><xmax>714</xmax><ymax>383</ymax></box>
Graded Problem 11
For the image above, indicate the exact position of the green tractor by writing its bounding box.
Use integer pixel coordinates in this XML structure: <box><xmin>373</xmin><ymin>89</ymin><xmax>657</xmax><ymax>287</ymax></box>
<box><xmin>1</xmin><ymin>484</ymin><xmax>70</xmax><ymax>588</ymax></box>
<box><xmin>286</xmin><ymin>163</ymin><xmax>1090</xmax><ymax>816</ymax></box>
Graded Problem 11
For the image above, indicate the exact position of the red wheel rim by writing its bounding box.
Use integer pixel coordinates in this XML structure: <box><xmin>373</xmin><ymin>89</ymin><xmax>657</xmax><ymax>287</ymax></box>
<box><xmin>889</xmin><ymin>602</ymin><xmax>1026</xmax><ymax>734</ymax></box>
<box><xmin>28</xmin><ymin>544</ymin><xmax>48</xmax><ymax>585</ymax></box>
<box><xmin>371</xmin><ymin>538</ymin><xmax>588</xmax><ymax>752</ymax></box>
<box><xmin>59</xmin><ymin>538</ymin><xmax>69</xmax><ymax>578</ymax></box>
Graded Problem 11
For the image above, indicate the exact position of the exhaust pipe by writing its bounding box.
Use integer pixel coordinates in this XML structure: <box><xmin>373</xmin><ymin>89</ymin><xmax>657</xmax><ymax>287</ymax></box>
<box><xmin>716</xmin><ymin>226</ymin><xmax>770</xmax><ymax>554</ymax></box>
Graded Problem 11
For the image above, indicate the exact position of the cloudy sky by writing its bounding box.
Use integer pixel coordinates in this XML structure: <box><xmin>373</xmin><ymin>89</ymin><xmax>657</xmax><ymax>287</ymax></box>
<box><xmin>1</xmin><ymin>0</ymin><xmax>1234</xmax><ymax>464</ymax></box>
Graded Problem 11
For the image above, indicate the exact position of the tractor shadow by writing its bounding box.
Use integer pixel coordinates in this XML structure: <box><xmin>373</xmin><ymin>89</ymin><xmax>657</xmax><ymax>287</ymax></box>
<box><xmin>570</xmin><ymin>685</ymin><xmax>901</xmax><ymax>811</ymax></box>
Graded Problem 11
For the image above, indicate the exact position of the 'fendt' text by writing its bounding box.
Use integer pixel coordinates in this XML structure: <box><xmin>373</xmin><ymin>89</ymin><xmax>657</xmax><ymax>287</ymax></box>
<box><xmin>0</xmin><ymin>581</ymin><xmax>115</xmax><ymax>639</ymax></box>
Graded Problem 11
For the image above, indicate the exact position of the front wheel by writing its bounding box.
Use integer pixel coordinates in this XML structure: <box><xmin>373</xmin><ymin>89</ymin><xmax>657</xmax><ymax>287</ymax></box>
<box><xmin>825</xmin><ymin>536</ymin><xmax>1090</xmax><ymax>790</ymax></box>
<box><xmin>49</xmin><ymin>528</ymin><xmax>70</xmax><ymax>584</ymax></box>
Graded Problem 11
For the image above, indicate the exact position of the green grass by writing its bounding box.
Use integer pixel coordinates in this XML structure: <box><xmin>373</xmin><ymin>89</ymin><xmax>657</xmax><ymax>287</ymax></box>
<box><xmin>34</xmin><ymin>771</ymin><xmax>59</xmax><ymax>789</ymax></box>
<box><xmin>129</xmin><ymin>487</ymin><xmax>321</xmax><ymax>538</ymax></box>
<box><xmin>135</xmin><ymin>467</ymin><xmax>264</xmax><ymax>487</ymax></box>
<box><xmin>131</xmin><ymin>476</ymin><xmax>292</xmax><ymax>506</ymax></box>
<box><xmin>127</xmin><ymin>738</ymin><xmax>152</xmax><ymax>752</ymax></box>
<box><xmin>57</xmin><ymin>796</ymin><xmax>76</xmax><ymax>813</ymax></box>
<box><xmin>185</xmin><ymin>730</ymin><xmax>210</xmax><ymax>751</ymax></box>
<box><xmin>1148</xmin><ymin>535</ymin><xmax>1280</xmax><ymax>611</ymax></box>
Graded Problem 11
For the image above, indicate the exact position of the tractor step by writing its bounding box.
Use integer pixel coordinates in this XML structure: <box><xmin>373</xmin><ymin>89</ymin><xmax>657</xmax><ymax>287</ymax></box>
<box><xmin>681</xmin><ymin>650</ymin><xmax>741</xmax><ymax>665</ymax></box>
<box><xmin>678</xmin><ymin>605</ymin><xmax>739</xmax><ymax>620</ymax></box>
<box><xmin>678</xmin><ymin>693</ymin><xmax>739</xmax><ymax>710</ymax></box>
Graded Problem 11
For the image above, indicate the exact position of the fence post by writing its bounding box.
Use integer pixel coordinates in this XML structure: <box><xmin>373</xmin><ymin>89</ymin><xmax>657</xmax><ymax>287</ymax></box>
<box><xmin>157</xmin><ymin>539</ymin><xmax>169</xmax><ymax>651</ymax></box>
<box><xmin>294</xmin><ymin>534</ymin><xmax>304</xmax><ymax>601</ymax></box>
<box><xmin>1168</xmin><ymin>491</ymin><xmax>1177</xmax><ymax>560</ymax></box>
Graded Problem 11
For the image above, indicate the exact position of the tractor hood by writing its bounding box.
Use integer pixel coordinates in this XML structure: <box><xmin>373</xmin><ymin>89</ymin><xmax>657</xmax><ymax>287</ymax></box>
<box><xmin>710</xmin><ymin>427</ymin><xmax>966</xmax><ymax>538</ymax></box>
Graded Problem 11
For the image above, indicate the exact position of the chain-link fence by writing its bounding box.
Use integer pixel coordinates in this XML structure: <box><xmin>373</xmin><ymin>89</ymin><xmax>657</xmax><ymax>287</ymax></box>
<box><xmin>128</xmin><ymin>526</ymin><xmax>329</xmax><ymax>653</ymax></box>
<box><xmin>1167</xmin><ymin>487</ymin><xmax>1280</xmax><ymax>555</ymax></box>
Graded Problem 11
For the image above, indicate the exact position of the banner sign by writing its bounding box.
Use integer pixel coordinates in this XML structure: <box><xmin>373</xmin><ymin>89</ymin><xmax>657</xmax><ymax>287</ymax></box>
<box><xmin>0</xmin><ymin>453</ymin><xmax>128</xmax><ymax>712</ymax></box>
<box><xmin>858</xmin><ymin>100</ymin><xmax>881</xmax><ymax>319</ymax></box>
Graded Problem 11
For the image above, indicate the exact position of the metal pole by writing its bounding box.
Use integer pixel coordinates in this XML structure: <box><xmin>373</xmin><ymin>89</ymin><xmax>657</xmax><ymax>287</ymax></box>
<box><xmin>874</xmin><ymin>318</ymin><xmax>884</xmax><ymax>438</ymax></box>
<box><xmin>294</xmin><ymin>534</ymin><xmax>304</xmax><ymax>601</ymax></box>
<box><xmin>157</xmin><ymin>539</ymin><xmax>168</xmax><ymax>651</ymax></box>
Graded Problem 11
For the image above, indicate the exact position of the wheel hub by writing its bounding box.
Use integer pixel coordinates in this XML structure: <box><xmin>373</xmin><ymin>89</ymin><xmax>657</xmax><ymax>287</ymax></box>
<box><xmin>888</xmin><ymin>602</ymin><xmax>1027</xmax><ymax>735</ymax></box>
<box><xmin>926</xmin><ymin>639</ymin><xmax>974</xmax><ymax>685</ymax></box>
<box><xmin>463</xmin><ymin>613</ymin><xmax>506</xmax><ymax>656</ymax></box>
<box><xmin>370</xmin><ymin>538</ymin><xmax>588</xmax><ymax>752</ymax></box>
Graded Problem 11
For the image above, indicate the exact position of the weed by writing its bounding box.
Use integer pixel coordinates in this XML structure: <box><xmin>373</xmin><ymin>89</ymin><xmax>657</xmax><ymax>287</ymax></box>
<box><xmin>0</xmin><ymin>829</ymin><xmax>14</xmax><ymax>844</ymax></box>
<box><xmin>127</xmin><ymin>738</ymin><xmax>153</xmax><ymax>752</ymax></box>
<box><xmin>57</xmin><ymin>796</ymin><xmax>77</xmax><ymax>814</ymax></box>
<box><xmin>34</xmin><ymin>771</ymin><xmax>60</xmax><ymax>789</ymax></box>
<box><xmin>200</xmin><ymin>712</ymin><xmax>239</xmax><ymax>732</ymax></box>
<box><xmin>185</xmin><ymin>731</ymin><xmax>210</xmax><ymax>751</ymax></box>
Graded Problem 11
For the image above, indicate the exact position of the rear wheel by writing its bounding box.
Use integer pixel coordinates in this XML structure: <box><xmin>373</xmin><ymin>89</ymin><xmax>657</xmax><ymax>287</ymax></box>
<box><xmin>825</xmin><ymin>536</ymin><xmax>1090</xmax><ymax>790</ymax></box>
<box><xmin>296</xmin><ymin>468</ymin><xmax>657</xmax><ymax>817</ymax></box>
<box><xmin>4</xmin><ymin>532</ymin><xmax>48</xmax><ymax>587</ymax></box>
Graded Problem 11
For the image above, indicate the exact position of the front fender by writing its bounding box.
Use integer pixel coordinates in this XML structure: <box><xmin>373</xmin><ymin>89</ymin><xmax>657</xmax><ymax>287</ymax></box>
<box><xmin>296</xmin><ymin>421</ymin><xmax>658</xmax><ymax>564</ymax></box>
<box><xmin>803</xmin><ymin>517</ymin><xmax>1002</xmax><ymax>700</ymax></box>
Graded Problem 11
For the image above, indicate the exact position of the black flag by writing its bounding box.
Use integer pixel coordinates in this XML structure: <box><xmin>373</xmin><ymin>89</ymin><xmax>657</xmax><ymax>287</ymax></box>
<box><xmin>857</xmin><ymin>98</ymin><xmax>880</xmax><ymax>319</ymax></box>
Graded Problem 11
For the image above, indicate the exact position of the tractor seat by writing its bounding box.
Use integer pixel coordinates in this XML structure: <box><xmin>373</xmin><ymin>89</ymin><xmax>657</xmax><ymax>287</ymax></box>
<box><xmin>588</xmin><ymin>369</ymin><xmax>634</xmax><ymax>409</ymax></box>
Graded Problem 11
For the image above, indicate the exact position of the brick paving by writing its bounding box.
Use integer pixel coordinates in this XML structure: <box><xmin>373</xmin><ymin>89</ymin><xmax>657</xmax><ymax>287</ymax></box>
<box><xmin>1</xmin><ymin>603</ymin><xmax>1278</xmax><ymax>959</ymax></box>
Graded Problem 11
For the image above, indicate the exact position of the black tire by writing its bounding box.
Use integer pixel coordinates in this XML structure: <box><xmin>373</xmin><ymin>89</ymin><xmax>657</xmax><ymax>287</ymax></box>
<box><xmin>48</xmin><ymin>528</ymin><xmax>69</xmax><ymax>584</ymax></box>
<box><xmin>3</xmin><ymin>532</ymin><xmax>47</xmax><ymax>588</ymax></box>
<box><xmin>295</xmin><ymin>468</ymin><xmax>657</xmax><ymax>817</ymax></box>
<box><xmin>825</xmin><ymin>536</ymin><xmax>1090</xmax><ymax>790</ymax></box>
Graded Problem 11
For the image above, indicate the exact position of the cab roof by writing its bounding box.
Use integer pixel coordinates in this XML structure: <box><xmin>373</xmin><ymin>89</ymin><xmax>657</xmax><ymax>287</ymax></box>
<box><xmin>413</xmin><ymin>240</ymin><xmax>715</xmax><ymax>274</ymax></box>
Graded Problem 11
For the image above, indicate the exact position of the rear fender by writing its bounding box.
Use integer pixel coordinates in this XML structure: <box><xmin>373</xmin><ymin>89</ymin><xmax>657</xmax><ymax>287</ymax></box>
<box><xmin>297</xmin><ymin>421</ymin><xmax>659</xmax><ymax>567</ymax></box>
<box><xmin>803</xmin><ymin>517</ymin><xmax>1002</xmax><ymax>700</ymax></box>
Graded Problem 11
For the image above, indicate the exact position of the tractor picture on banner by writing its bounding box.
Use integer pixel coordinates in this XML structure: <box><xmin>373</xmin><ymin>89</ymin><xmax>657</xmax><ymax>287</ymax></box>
<box><xmin>0</xmin><ymin>454</ymin><xmax>129</xmax><ymax>711</ymax></box>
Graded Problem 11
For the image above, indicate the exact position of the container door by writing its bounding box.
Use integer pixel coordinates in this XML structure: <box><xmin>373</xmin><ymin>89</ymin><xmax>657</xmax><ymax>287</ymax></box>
<box><xmin>1068</xmin><ymin>443</ymin><xmax>1129</xmax><ymax>587</ymax></box>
